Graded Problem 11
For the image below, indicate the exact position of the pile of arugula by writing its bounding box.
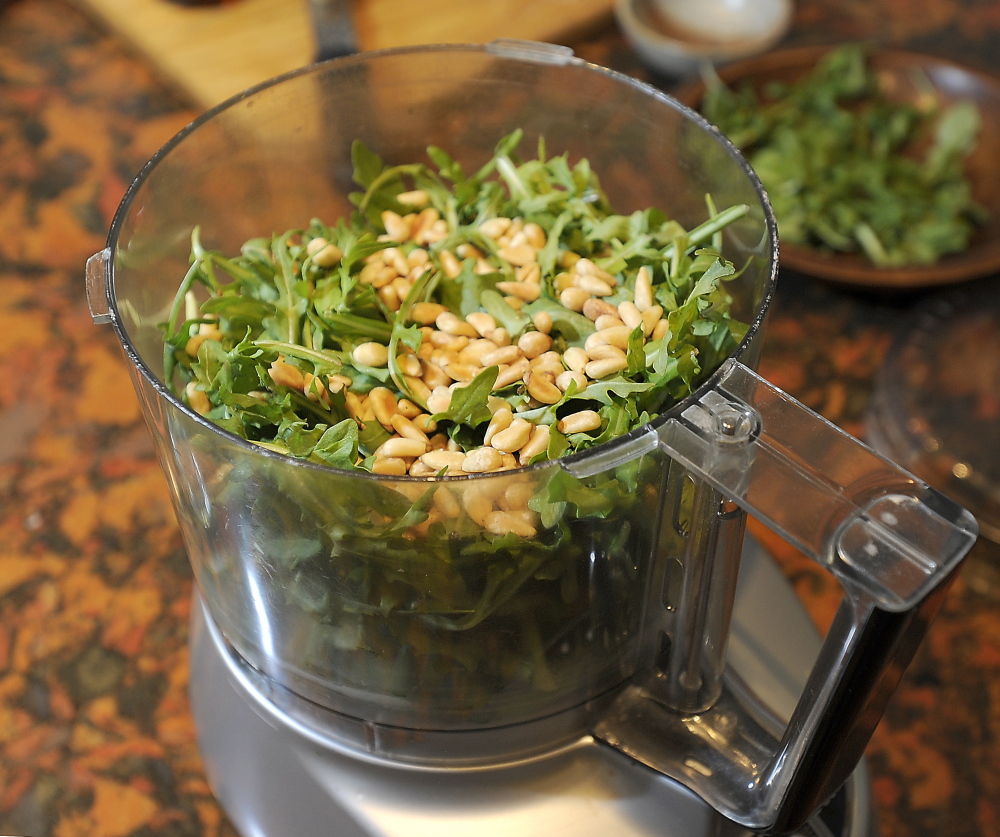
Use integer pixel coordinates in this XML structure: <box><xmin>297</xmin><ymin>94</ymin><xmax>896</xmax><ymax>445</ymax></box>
<box><xmin>701</xmin><ymin>43</ymin><xmax>986</xmax><ymax>267</ymax></box>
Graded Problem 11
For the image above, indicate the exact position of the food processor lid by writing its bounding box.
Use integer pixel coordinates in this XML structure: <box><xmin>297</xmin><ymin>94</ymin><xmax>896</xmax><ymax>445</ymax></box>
<box><xmin>867</xmin><ymin>278</ymin><xmax>1000</xmax><ymax>543</ymax></box>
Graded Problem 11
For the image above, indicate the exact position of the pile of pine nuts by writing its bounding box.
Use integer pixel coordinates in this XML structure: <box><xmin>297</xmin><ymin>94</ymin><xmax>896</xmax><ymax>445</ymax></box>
<box><xmin>260</xmin><ymin>194</ymin><xmax>675</xmax><ymax>484</ymax></box>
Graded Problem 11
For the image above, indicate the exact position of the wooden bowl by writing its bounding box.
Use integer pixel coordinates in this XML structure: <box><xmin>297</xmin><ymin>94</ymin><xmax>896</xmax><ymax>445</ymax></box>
<box><xmin>675</xmin><ymin>45</ymin><xmax>1000</xmax><ymax>289</ymax></box>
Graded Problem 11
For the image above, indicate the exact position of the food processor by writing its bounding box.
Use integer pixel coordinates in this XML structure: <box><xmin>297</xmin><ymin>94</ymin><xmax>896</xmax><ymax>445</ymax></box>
<box><xmin>85</xmin><ymin>41</ymin><xmax>978</xmax><ymax>837</ymax></box>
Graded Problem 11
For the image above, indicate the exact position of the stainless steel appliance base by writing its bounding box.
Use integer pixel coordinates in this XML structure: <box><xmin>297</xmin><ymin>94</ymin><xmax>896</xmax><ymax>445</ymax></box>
<box><xmin>189</xmin><ymin>537</ymin><xmax>876</xmax><ymax>837</ymax></box>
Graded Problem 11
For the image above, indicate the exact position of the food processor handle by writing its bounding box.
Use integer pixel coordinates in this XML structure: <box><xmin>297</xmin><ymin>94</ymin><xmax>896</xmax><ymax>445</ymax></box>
<box><xmin>589</xmin><ymin>359</ymin><xmax>977</xmax><ymax>834</ymax></box>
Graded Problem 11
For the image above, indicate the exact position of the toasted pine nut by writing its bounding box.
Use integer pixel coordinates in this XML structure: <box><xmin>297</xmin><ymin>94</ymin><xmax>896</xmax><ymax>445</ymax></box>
<box><xmin>519</xmin><ymin>423</ymin><xmax>550</xmax><ymax>464</ymax></box>
<box><xmin>494</xmin><ymin>360</ymin><xmax>530</xmax><ymax>389</ymax></box>
<box><xmin>433</xmin><ymin>486</ymin><xmax>461</xmax><ymax>518</ymax></box>
<box><xmin>459</xmin><ymin>339</ymin><xmax>498</xmax><ymax>366</ymax></box>
<box><xmin>517</xmin><ymin>331</ymin><xmax>553</xmax><ymax>359</ymax></box>
<box><xmin>440</xmin><ymin>249</ymin><xmax>463</xmax><ymax>278</ymax></box>
<box><xmin>378</xmin><ymin>284</ymin><xmax>400</xmax><ymax>310</ymax></box>
<box><xmin>533</xmin><ymin>311</ymin><xmax>553</xmax><ymax>334</ymax></box>
<box><xmin>481</xmin><ymin>345</ymin><xmax>523</xmax><ymax>367</ymax></box>
<box><xmin>466</xmin><ymin>311</ymin><xmax>497</xmax><ymax>337</ymax></box>
<box><xmin>408</xmin><ymin>247</ymin><xmax>430</xmax><ymax>267</ymax></box>
<box><xmin>344</xmin><ymin>391</ymin><xmax>365</xmax><ymax>421</ymax></box>
<box><xmin>553</xmin><ymin>272</ymin><xmax>576</xmax><ymax>292</ymax></box>
<box><xmin>408</xmin><ymin>460</ymin><xmax>436</xmax><ymax>477</ymax></box>
<box><xmin>412</xmin><ymin>413</ymin><xmax>438</xmax><ymax>433</ymax></box>
<box><xmin>395</xmin><ymin>353</ymin><xmax>422</xmax><ymax>377</ymax></box>
<box><xmin>556</xmin><ymin>370</ymin><xmax>588</xmax><ymax>393</ymax></box>
<box><xmin>489</xmin><ymin>327</ymin><xmax>511</xmax><ymax>347</ymax></box>
<box><xmin>651</xmin><ymin>319</ymin><xmax>670</xmax><ymax>341</ymax></box>
<box><xmin>496</xmin><ymin>281</ymin><xmax>540</xmax><ymax>302</ymax></box>
<box><xmin>560</xmin><ymin>287</ymin><xmax>591</xmax><ymax>312</ymax></box>
<box><xmin>404</xmin><ymin>375</ymin><xmax>433</xmax><ymax>404</ymax></box>
<box><xmin>390</xmin><ymin>413</ymin><xmax>429</xmax><ymax>442</ymax></box>
<box><xmin>463</xmin><ymin>485</ymin><xmax>495</xmax><ymax>526</ymax></box>
<box><xmin>497</xmin><ymin>244</ymin><xmax>537</xmax><ymax>266</ymax></box>
<box><xmin>426</xmin><ymin>387</ymin><xmax>452</xmax><ymax>415</ymax></box>
<box><xmin>523</xmin><ymin>222</ymin><xmax>547</xmax><ymax>250</ymax></box>
<box><xmin>411</xmin><ymin>301</ymin><xmax>448</xmax><ymax>325</ymax></box>
<box><xmin>313</xmin><ymin>242</ymin><xmax>343</xmax><ymax>267</ymax></box>
<box><xmin>500</xmin><ymin>453</ymin><xmax>519</xmax><ymax>470</ymax></box>
<box><xmin>573</xmin><ymin>274</ymin><xmax>614</xmax><ymax>297</ymax></box>
<box><xmin>445</xmin><ymin>362</ymin><xmax>479</xmax><ymax>383</ymax></box>
<box><xmin>563</xmin><ymin>347</ymin><xmax>589</xmax><ymax>374</ymax></box>
<box><xmin>353</xmin><ymin>342</ymin><xmax>390</xmax><ymax>368</ymax></box>
<box><xmin>634</xmin><ymin>266</ymin><xmax>654</xmax><ymax>310</ymax></box>
<box><xmin>397</xmin><ymin>189</ymin><xmax>429</xmax><ymax>207</ymax></box>
<box><xmin>306</xmin><ymin>237</ymin><xmax>329</xmax><ymax>257</ymax></box>
<box><xmin>504</xmin><ymin>296</ymin><xmax>525</xmax><ymax>310</ymax></box>
<box><xmin>587</xmin><ymin>343</ymin><xmax>628</xmax><ymax>362</ymax></box>
<box><xmin>372</xmin><ymin>456</ymin><xmax>408</xmax><ymax>476</ymax></box>
<box><xmin>391</xmin><ymin>277</ymin><xmax>412</xmax><ymax>301</ymax></box>
<box><xmin>479</xmin><ymin>217</ymin><xmax>512</xmax><ymax>239</ymax></box>
<box><xmin>575</xmin><ymin>258</ymin><xmax>616</xmax><ymax>284</ymax></box>
<box><xmin>585</xmin><ymin>356</ymin><xmax>628</xmax><ymax>379</ymax></box>
<box><xmin>368</xmin><ymin>387</ymin><xmax>398</xmax><ymax>428</ymax></box>
<box><xmin>558</xmin><ymin>410</ymin><xmax>602</xmax><ymax>434</ymax></box>
<box><xmin>377</xmin><ymin>437</ymin><xmax>427</xmax><ymax>459</ymax></box>
<box><xmin>463</xmin><ymin>447</ymin><xmax>504</xmax><ymax>473</ymax></box>
<box><xmin>326</xmin><ymin>374</ymin><xmax>351</xmax><ymax>394</ymax></box>
<box><xmin>515</xmin><ymin>262</ymin><xmax>542</xmax><ymax>284</ymax></box>
<box><xmin>526</xmin><ymin>372</ymin><xmax>562</xmax><ymax>405</ymax></box>
<box><xmin>617</xmin><ymin>300</ymin><xmax>643</xmax><ymax>329</ymax></box>
<box><xmin>641</xmin><ymin>305</ymin><xmax>664</xmax><ymax>336</ymax></box>
<box><xmin>269</xmin><ymin>358</ymin><xmax>306</xmax><ymax>389</ymax></box>
<box><xmin>490</xmin><ymin>418</ymin><xmax>533</xmax><ymax>453</ymax></box>
<box><xmin>595</xmin><ymin>314</ymin><xmax>625</xmax><ymax>331</ymax></box>
<box><xmin>421</xmin><ymin>449</ymin><xmax>467</xmax><ymax>473</ymax></box>
<box><xmin>485</xmin><ymin>510</ymin><xmax>537</xmax><ymax>538</ymax></box>
<box><xmin>582</xmin><ymin>298</ymin><xmax>618</xmax><ymax>322</ymax></box>
<box><xmin>483</xmin><ymin>408</ymin><xmax>514</xmax><ymax>446</ymax></box>
<box><xmin>436</xmin><ymin>311</ymin><xmax>479</xmax><ymax>337</ymax></box>
<box><xmin>592</xmin><ymin>325</ymin><xmax>633</xmax><ymax>350</ymax></box>
<box><xmin>185</xmin><ymin>382</ymin><xmax>211</xmax><ymax>415</ymax></box>
<box><xmin>501</xmin><ymin>482</ymin><xmax>535</xmax><ymax>511</ymax></box>
<box><xmin>382</xmin><ymin>210</ymin><xmax>410</xmax><ymax>241</ymax></box>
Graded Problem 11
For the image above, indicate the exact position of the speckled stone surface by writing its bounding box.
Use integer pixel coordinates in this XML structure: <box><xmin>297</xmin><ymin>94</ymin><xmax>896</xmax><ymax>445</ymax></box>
<box><xmin>0</xmin><ymin>1</ymin><xmax>997</xmax><ymax>835</ymax></box>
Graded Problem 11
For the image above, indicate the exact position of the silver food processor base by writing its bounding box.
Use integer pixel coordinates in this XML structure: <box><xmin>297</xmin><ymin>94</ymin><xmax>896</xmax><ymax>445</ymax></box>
<box><xmin>189</xmin><ymin>537</ymin><xmax>876</xmax><ymax>837</ymax></box>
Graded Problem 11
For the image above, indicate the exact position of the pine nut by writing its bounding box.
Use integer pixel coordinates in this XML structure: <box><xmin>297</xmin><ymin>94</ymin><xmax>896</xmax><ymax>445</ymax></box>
<box><xmin>377</xmin><ymin>284</ymin><xmax>400</xmax><ymax>310</ymax></box>
<box><xmin>353</xmin><ymin>342</ymin><xmax>390</xmax><ymax>367</ymax></box>
<box><xmin>440</xmin><ymin>249</ymin><xmax>462</xmax><ymax>278</ymax></box>
<box><xmin>559</xmin><ymin>250</ymin><xmax>581</xmax><ymax>269</ymax></box>
<box><xmin>395</xmin><ymin>353</ymin><xmax>422</xmax><ymax>377</ymax></box>
<box><xmin>635</xmin><ymin>266</ymin><xmax>654</xmax><ymax>310</ymax></box>
<box><xmin>408</xmin><ymin>460</ymin><xmax>436</xmax><ymax>477</ymax></box>
<box><xmin>494</xmin><ymin>360</ymin><xmax>530</xmax><ymax>389</ymax></box>
<box><xmin>412</xmin><ymin>413</ymin><xmax>438</xmax><ymax>433</ymax></box>
<box><xmin>483</xmin><ymin>408</ymin><xmax>514</xmax><ymax>446</ymax></box>
<box><xmin>481</xmin><ymin>345</ymin><xmax>523</xmax><ymax>367</ymax></box>
<box><xmin>641</xmin><ymin>305</ymin><xmax>664</xmax><ymax>336</ymax></box>
<box><xmin>585</xmin><ymin>356</ymin><xmax>628</xmax><ymax>379</ymax></box>
<box><xmin>390</xmin><ymin>413</ymin><xmax>429</xmax><ymax>442</ymax></box>
<box><xmin>497</xmin><ymin>244</ymin><xmax>536</xmax><ymax>266</ymax></box>
<box><xmin>485</xmin><ymin>510</ymin><xmax>537</xmax><ymax>538</ymax></box>
<box><xmin>395</xmin><ymin>398</ymin><xmax>420</xmax><ymax>418</ymax></box>
<box><xmin>376</xmin><ymin>437</ymin><xmax>427</xmax><ymax>458</ymax></box>
<box><xmin>408</xmin><ymin>247</ymin><xmax>430</xmax><ymax>267</ymax></box>
<box><xmin>526</xmin><ymin>372</ymin><xmax>562</xmax><ymax>405</ymax></box>
<box><xmin>582</xmin><ymin>298</ymin><xmax>618</xmax><ymax>322</ymax></box>
<box><xmin>344</xmin><ymin>391</ymin><xmax>364</xmax><ymax>421</ymax></box>
<box><xmin>185</xmin><ymin>382</ymin><xmax>211</xmax><ymax>415</ymax></box>
<box><xmin>382</xmin><ymin>210</ymin><xmax>410</xmax><ymax>241</ymax></box>
<box><xmin>556</xmin><ymin>370</ymin><xmax>588</xmax><ymax>393</ymax></box>
<box><xmin>533</xmin><ymin>311</ymin><xmax>553</xmax><ymax>334</ymax></box>
<box><xmin>269</xmin><ymin>358</ymin><xmax>305</xmax><ymax>389</ymax></box>
<box><xmin>560</xmin><ymin>287</ymin><xmax>590</xmax><ymax>312</ymax></box>
<box><xmin>504</xmin><ymin>296</ymin><xmax>525</xmax><ymax>310</ymax></box>
<box><xmin>587</xmin><ymin>343</ymin><xmax>628</xmax><ymax>362</ymax></box>
<box><xmin>519</xmin><ymin>423</ymin><xmax>550</xmax><ymax>464</ymax></box>
<box><xmin>523</xmin><ymin>222</ymin><xmax>547</xmax><ymax>250</ymax></box>
<box><xmin>411</xmin><ymin>301</ymin><xmax>447</xmax><ymax>325</ymax></box>
<box><xmin>479</xmin><ymin>217</ymin><xmax>512</xmax><ymax>239</ymax></box>
<box><xmin>500</xmin><ymin>453</ymin><xmax>518</xmax><ymax>470</ymax></box>
<box><xmin>651</xmin><ymin>319</ymin><xmax>670</xmax><ymax>341</ymax></box>
<box><xmin>313</xmin><ymin>242</ymin><xmax>343</xmax><ymax>267</ymax></box>
<box><xmin>372</xmin><ymin>456</ymin><xmax>408</xmax><ymax>476</ymax></box>
<box><xmin>307</xmin><ymin>237</ymin><xmax>329</xmax><ymax>257</ymax></box>
<box><xmin>515</xmin><ymin>262</ymin><xmax>542</xmax><ymax>284</ymax></box>
<box><xmin>592</xmin><ymin>325</ymin><xmax>633</xmax><ymax>350</ymax></box>
<box><xmin>563</xmin><ymin>347</ymin><xmax>589</xmax><ymax>374</ymax></box>
<box><xmin>558</xmin><ymin>410</ymin><xmax>602</xmax><ymax>434</ymax></box>
<box><xmin>490</xmin><ymin>418</ymin><xmax>533</xmax><ymax>453</ymax></box>
<box><xmin>436</xmin><ymin>311</ymin><xmax>479</xmax><ymax>337</ymax></box>
<box><xmin>501</xmin><ymin>482</ymin><xmax>535</xmax><ymax>511</ymax></box>
<box><xmin>517</xmin><ymin>331</ymin><xmax>553</xmax><ymax>359</ymax></box>
<box><xmin>426</xmin><ymin>387</ymin><xmax>452</xmax><ymax>415</ymax></box>
<box><xmin>489</xmin><ymin>327</ymin><xmax>512</xmax><ymax>347</ymax></box>
<box><xmin>595</xmin><ymin>314</ymin><xmax>625</xmax><ymax>331</ymax></box>
<box><xmin>617</xmin><ymin>300</ymin><xmax>643</xmax><ymax>329</ymax></box>
<box><xmin>575</xmin><ymin>258</ymin><xmax>616</xmax><ymax>284</ymax></box>
<box><xmin>496</xmin><ymin>281</ymin><xmax>540</xmax><ymax>302</ymax></box>
<box><xmin>573</xmin><ymin>274</ymin><xmax>614</xmax><ymax>296</ymax></box>
<box><xmin>433</xmin><ymin>486</ymin><xmax>461</xmax><ymax>518</ymax></box>
<box><xmin>463</xmin><ymin>485</ymin><xmax>495</xmax><ymax>526</ymax></box>
<box><xmin>466</xmin><ymin>311</ymin><xmax>497</xmax><ymax>337</ymax></box>
<box><xmin>459</xmin><ymin>339</ymin><xmax>498</xmax><ymax>366</ymax></box>
<box><xmin>445</xmin><ymin>362</ymin><xmax>479</xmax><ymax>383</ymax></box>
<box><xmin>368</xmin><ymin>387</ymin><xmax>398</xmax><ymax>428</ymax></box>
<box><xmin>421</xmin><ymin>449</ymin><xmax>467</xmax><ymax>473</ymax></box>
<box><xmin>404</xmin><ymin>375</ymin><xmax>433</xmax><ymax>404</ymax></box>
<box><xmin>463</xmin><ymin>447</ymin><xmax>504</xmax><ymax>473</ymax></box>
<box><xmin>397</xmin><ymin>189</ymin><xmax>429</xmax><ymax>207</ymax></box>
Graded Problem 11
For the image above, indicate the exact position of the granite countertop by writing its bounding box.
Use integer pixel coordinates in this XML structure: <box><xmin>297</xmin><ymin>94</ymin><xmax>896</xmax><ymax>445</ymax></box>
<box><xmin>0</xmin><ymin>1</ymin><xmax>998</xmax><ymax>835</ymax></box>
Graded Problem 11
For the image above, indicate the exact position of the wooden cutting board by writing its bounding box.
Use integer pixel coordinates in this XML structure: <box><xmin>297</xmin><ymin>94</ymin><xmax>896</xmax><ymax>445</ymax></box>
<box><xmin>71</xmin><ymin>0</ymin><xmax>616</xmax><ymax>110</ymax></box>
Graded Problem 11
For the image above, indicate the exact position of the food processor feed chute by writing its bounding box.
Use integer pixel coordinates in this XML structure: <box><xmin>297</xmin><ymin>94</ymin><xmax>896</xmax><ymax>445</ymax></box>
<box><xmin>85</xmin><ymin>41</ymin><xmax>978</xmax><ymax>836</ymax></box>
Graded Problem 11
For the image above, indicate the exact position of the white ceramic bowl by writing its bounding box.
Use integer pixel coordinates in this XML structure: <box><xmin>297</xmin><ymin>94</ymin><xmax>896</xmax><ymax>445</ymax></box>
<box><xmin>615</xmin><ymin>0</ymin><xmax>793</xmax><ymax>78</ymax></box>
